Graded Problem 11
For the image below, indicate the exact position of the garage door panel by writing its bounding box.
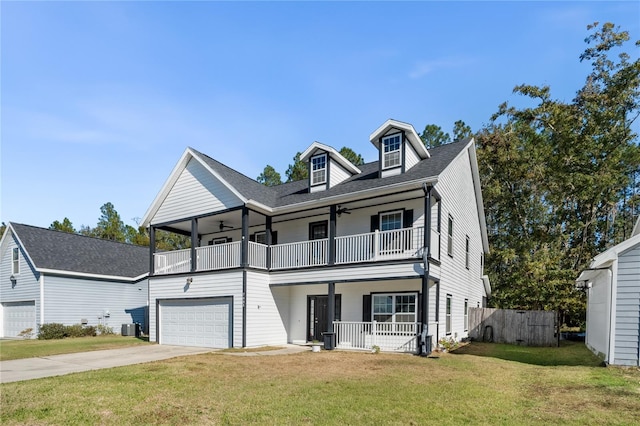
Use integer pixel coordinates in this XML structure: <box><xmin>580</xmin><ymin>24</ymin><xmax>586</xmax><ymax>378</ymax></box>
<box><xmin>3</xmin><ymin>301</ymin><xmax>36</xmax><ymax>338</ymax></box>
<box><xmin>160</xmin><ymin>298</ymin><xmax>231</xmax><ymax>349</ymax></box>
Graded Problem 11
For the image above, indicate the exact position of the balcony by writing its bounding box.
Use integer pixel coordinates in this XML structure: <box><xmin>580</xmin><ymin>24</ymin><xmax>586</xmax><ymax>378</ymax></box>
<box><xmin>153</xmin><ymin>226</ymin><xmax>441</xmax><ymax>276</ymax></box>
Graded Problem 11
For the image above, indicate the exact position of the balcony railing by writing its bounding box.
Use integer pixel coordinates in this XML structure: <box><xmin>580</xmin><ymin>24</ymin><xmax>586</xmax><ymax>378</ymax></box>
<box><xmin>196</xmin><ymin>242</ymin><xmax>241</xmax><ymax>271</ymax></box>
<box><xmin>270</xmin><ymin>238</ymin><xmax>328</xmax><ymax>270</ymax></box>
<box><xmin>152</xmin><ymin>226</ymin><xmax>441</xmax><ymax>275</ymax></box>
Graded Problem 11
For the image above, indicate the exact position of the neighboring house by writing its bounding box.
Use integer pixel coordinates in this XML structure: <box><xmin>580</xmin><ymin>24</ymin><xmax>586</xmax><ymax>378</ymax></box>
<box><xmin>141</xmin><ymin>119</ymin><xmax>491</xmax><ymax>352</ymax></box>
<box><xmin>576</xmin><ymin>217</ymin><xmax>640</xmax><ymax>366</ymax></box>
<box><xmin>0</xmin><ymin>223</ymin><xmax>149</xmax><ymax>338</ymax></box>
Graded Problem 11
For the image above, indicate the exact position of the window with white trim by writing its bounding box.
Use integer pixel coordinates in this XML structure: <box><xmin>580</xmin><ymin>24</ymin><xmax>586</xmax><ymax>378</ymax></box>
<box><xmin>464</xmin><ymin>299</ymin><xmax>469</xmax><ymax>331</ymax></box>
<box><xmin>465</xmin><ymin>235</ymin><xmax>470</xmax><ymax>269</ymax></box>
<box><xmin>380</xmin><ymin>211</ymin><xmax>403</xmax><ymax>231</ymax></box>
<box><xmin>12</xmin><ymin>248</ymin><xmax>19</xmax><ymax>274</ymax></box>
<box><xmin>254</xmin><ymin>231</ymin><xmax>267</xmax><ymax>245</ymax></box>
<box><xmin>446</xmin><ymin>294</ymin><xmax>452</xmax><ymax>335</ymax></box>
<box><xmin>382</xmin><ymin>134</ymin><xmax>401</xmax><ymax>169</ymax></box>
<box><xmin>373</xmin><ymin>293</ymin><xmax>417</xmax><ymax>324</ymax></box>
<box><xmin>447</xmin><ymin>215</ymin><xmax>454</xmax><ymax>257</ymax></box>
<box><xmin>310</xmin><ymin>154</ymin><xmax>327</xmax><ymax>185</ymax></box>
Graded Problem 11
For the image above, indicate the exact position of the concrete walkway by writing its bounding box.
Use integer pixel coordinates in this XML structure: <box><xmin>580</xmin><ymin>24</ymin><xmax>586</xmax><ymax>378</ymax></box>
<box><xmin>0</xmin><ymin>344</ymin><xmax>310</xmax><ymax>384</ymax></box>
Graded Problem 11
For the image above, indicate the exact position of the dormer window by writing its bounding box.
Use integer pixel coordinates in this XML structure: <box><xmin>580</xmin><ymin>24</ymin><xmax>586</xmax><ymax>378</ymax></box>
<box><xmin>382</xmin><ymin>134</ymin><xmax>401</xmax><ymax>169</ymax></box>
<box><xmin>311</xmin><ymin>154</ymin><xmax>327</xmax><ymax>185</ymax></box>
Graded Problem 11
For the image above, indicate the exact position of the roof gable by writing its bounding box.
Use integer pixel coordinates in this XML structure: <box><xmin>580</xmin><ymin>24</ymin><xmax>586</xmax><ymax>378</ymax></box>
<box><xmin>6</xmin><ymin>223</ymin><xmax>149</xmax><ymax>280</ymax></box>
<box><xmin>370</xmin><ymin>119</ymin><xmax>430</xmax><ymax>159</ymax></box>
<box><xmin>633</xmin><ymin>217</ymin><xmax>639</xmax><ymax>237</ymax></box>
<box><xmin>590</xmin><ymin>232</ymin><xmax>640</xmax><ymax>268</ymax></box>
<box><xmin>300</xmin><ymin>142</ymin><xmax>361</xmax><ymax>175</ymax></box>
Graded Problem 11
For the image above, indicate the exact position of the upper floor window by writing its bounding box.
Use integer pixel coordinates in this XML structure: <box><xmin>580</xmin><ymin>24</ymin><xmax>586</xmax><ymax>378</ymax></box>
<box><xmin>254</xmin><ymin>231</ymin><xmax>267</xmax><ymax>245</ymax></box>
<box><xmin>12</xmin><ymin>248</ymin><xmax>19</xmax><ymax>274</ymax></box>
<box><xmin>447</xmin><ymin>215</ymin><xmax>454</xmax><ymax>257</ymax></box>
<box><xmin>380</xmin><ymin>211</ymin><xmax>403</xmax><ymax>231</ymax></box>
<box><xmin>465</xmin><ymin>235</ymin><xmax>470</xmax><ymax>269</ymax></box>
<box><xmin>382</xmin><ymin>134</ymin><xmax>401</xmax><ymax>169</ymax></box>
<box><xmin>310</xmin><ymin>154</ymin><xmax>327</xmax><ymax>185</ymax></box>
<box><xmin>373</xmin><ymin>293</ymin><xmax>417</xmax><ymax>324</ymax></box>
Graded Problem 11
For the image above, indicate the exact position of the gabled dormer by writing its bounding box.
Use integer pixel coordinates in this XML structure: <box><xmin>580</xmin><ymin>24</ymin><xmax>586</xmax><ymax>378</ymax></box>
<box><xmin>300</xmin><ymin>142</ymin><xmax>361</xmax><ymax>193</ymax></box>
<box><xmin>370</xmin><ymin>119</ymin><xmax>430</xmax><ymax>178</ymax></box>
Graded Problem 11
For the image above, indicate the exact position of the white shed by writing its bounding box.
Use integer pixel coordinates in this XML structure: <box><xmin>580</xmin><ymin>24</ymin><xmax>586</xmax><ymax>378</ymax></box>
<box><xmin>576</xmin><ymin>218</ymin><xmax>640</xmax><ymax>367</ymax></box>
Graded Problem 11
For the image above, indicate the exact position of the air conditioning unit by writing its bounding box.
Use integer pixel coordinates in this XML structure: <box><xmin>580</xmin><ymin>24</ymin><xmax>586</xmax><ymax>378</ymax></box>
<box><xmin>121</xmin><ymin>324</ymin><xmax>137</xmax><ymax>336</ymax></box>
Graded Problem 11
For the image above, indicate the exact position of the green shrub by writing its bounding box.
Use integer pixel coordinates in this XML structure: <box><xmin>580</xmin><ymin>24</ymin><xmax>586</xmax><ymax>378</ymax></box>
<box><xmin>38</xmin><ymin>323</ymin><xmax>67</xmax><ymax>340</ymax></box>
<box><xmin>66</xmin><ymin>324</ymin><xmax>97</xmax><ymax>337</ymax></box>
<box><xmin>96</xmin><ymin>324</ymin><xmax>115</xmax><ymax>335</ymax></box>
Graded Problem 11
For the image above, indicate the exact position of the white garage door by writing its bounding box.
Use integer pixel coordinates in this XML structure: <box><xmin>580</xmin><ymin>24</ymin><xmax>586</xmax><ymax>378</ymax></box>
<box><xmin>159</xmin><ymin>298</ymin><xmax>231</xmax><ymax>348</ymax></box>
<box><xmin>3</xmin><ymin>301</ymin><xmax>36</xmax><ymax>338</ymax></box>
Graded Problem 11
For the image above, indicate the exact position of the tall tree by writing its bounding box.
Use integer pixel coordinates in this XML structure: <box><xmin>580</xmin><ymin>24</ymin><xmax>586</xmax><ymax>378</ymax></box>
<box><xmin>420</xmin><ymin>124</ymin><xmax>450</xmax><ymax>148</ymax></box>
<box><xmin>49</xmin><ymin>217</ymin><xmax>76</xmax><ymax>233</ymax></box>
<box><xmin>339</xmin><ymin>147</ymin><xmax>365</xmax><ymax>166</ymax></box>
<box><xmin>285</xmin><ymin>152</ymin><xmax>308</xmax><ymax>182</ymax></box>
<box><xmin>257</xmin><ymin>165</ymin><xmax>282</xmax><ymax>186</ymax></box>
<box><xmin>477</xmin><ymin>22</ymin><xmax>640</xmax><ymax>327</ymax></box>
<box><xmin>94</xmin><ymin>202</ymin><xmax>127</xmax><ymax>242</ymax></box>
<box><xmin>452</xmin><ymin>120</ymin><xmax>473</xmax><ymax>141</ymax></box>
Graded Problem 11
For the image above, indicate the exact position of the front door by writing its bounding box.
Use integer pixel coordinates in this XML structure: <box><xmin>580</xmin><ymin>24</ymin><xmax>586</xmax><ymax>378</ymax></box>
<box><xmin>308</xmin><ymin>295</ymin><xmax>341</xmax><ymax>342</ymax></box>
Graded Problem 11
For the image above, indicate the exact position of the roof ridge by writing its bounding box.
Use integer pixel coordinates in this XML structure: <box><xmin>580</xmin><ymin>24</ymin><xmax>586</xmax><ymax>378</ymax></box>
<box><xmin>10</xmin><ymin>222</ymin><xmax>148</xmax><ymax>250</ymax></box>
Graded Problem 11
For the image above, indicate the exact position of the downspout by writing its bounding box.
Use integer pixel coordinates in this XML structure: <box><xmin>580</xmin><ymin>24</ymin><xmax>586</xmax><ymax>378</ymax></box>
<box><xmin>419</xmin><ymin>182</ymin><xmax>432</xmax><ymax>356</ymax></box>
<box><xmin>39</xmin><ymin>274</ymin><xmax>45</xmax><ymax>329</ymax></box>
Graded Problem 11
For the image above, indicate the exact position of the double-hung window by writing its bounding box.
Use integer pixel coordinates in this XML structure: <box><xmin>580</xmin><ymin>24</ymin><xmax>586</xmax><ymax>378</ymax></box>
<box><xmin>464</xmin><ymin>299</ymin><xmax>469</xmax><ymax>331</ymax></box>
<box><xmin>379</xmin><ymin>211</ymin><xmax>403</xmax><ymax>253</ymax></box>
<box><xmin>447</xmin><ymin>215</ymin><xmax>454</xmax><ymax>257</ymax></box>
<box><xmin>446</xmin><ymin>294</ymin><xmax>452</xmax><ymax>335</ymax></box>
<box><xmin>254</xmin><ymin>231</ymin><xmax>267</xmax><ymax>245</ymax></box>
<box><xmin>373</xmin><ymin>293</ymin><xmax>417</xmax><ymax>330</ymax></box>
<box><xmin>382</xmin><ymin>134</ymin><xmax>401</xmax><ymax>169</ymax></box>
<box><xmin>12</xmin><ymin>248</ymin><xmax>19</xmax><ymax>275</ymax></box>
<box><xmin>310</xmin><ymin>154</ymin><xmax>327</xmax><ymax>186</ymax></box>
<box><xmin>465</xmin><ymin>235</ymin><xmax>470</xmax><ymax>269</ymax></box>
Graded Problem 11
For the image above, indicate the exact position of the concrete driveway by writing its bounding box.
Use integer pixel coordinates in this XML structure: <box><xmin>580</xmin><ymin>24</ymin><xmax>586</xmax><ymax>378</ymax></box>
<box><xmin>0</xmin><ymin>345</ymin><xmax>214</xmax><ymax>384</ymax></box>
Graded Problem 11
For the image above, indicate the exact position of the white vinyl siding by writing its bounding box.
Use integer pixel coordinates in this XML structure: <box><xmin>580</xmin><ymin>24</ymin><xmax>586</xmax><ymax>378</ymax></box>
<box><xmin>43</xmin><ymin>276</ymin><xmax>148</xmax><ymax>332</ymax></box>
<box><xmin>329</xmin><ymin>160</ymin><xmax>350</xmax><ymax>188</ymax></box>
<box><xmin>152</xmin><ymin>158</ymin><xmax>243</xmax><ymax>225</ymax></box>
<box><xmin>405</xmin><ymin>142</ymin><xmax>420</xmax><ymax>171</ymax></box>
<box><xmin>613</xmin><ymin>245</ymin><xmax>640</xmax><ymax>366</ymax></box>
<box><xmin>245</xmin><ymin>270</ymin><xmax>287</xmax><ymax>347</ymax></box>
<box><xmin>148</xmin><ymin>271</ymin><xmax>243</xmax><ymax>347</ymax></box>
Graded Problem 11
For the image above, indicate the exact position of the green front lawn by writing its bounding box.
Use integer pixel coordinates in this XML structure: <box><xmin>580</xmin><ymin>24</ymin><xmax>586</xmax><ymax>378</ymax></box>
<box><xmin>1</xmin><ymin>341</ymin><xmax>638</xmax><ymax>425</ymax></box>
<box><xmin>0</xmin><ymin>336</ymin><xmax>150</xmax><ymax>361</ymax></box>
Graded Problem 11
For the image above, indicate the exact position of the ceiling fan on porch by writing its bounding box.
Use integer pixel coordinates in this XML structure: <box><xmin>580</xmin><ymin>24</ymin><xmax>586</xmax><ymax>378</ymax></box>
<box><xmin>336</xmin><ymin>205</ymin><xmax>351</xmax><ymax>217</ymax></box>
<box><xmin>219</xmin><ymin>221</ymin><xmax>233</xmax><ymax>231</ymax></box>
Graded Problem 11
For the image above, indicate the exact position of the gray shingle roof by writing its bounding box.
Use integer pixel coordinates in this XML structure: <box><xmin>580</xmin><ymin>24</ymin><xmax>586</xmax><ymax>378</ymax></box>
<box><xmin>191</xmin><ymin>138</ymin><xmax>470</xmax><ymax>208</ymax></box>
<box><xmin>10</xmin><ymin>223</ymin><xmax>148</xmax><ymax>279</ymax></box>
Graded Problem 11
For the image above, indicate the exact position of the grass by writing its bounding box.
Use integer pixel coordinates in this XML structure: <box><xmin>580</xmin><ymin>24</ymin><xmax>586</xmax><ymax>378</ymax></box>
<box><xmin>1</xmin><ymin>341</ymin><xmax>639</xmax><ymax>425</ymax></box>
<box><xmin>0</xmin><ymin>335</ymin><xmax>150</xmax><ymax>361</ymax></box>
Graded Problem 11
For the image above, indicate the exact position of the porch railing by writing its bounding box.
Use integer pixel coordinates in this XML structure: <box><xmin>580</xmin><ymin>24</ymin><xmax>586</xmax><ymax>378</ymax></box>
<box><xmin>196</xmin><ymin>242</ymin><xmax>241</xmax><ymax>271</ymax></box>
<box><xmin>333</xmin><ymin>321</ymin><xmax>422</xmax><ymax>353</ymax></box>
<box><xmin>248</xmin><ymin>241</ymin><xmax>268</xmax><ymax>270</ymax></box>
<box><xmin>154</xmin><ymin>249</ymin><xmax>191</xmax><ymax>275</ymax></box>
<box><xmin>270</xmin><ymin>238</ymin><xmax>328</xmax><ymax>270</ymax></box>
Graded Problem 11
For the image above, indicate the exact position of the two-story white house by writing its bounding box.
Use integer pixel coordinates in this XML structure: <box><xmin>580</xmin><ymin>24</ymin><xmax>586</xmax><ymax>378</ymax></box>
<box><xmin>141</xmin><ymin>119</ymin><xmax>490</xmax><ymax>352</ymax></box>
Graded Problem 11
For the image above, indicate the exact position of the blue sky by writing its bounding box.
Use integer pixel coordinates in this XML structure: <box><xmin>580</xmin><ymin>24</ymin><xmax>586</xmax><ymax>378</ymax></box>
<box><xmin>2</xmin><ymin>1</ymin><xmax>639</xmax><ymax>230</ymax></box>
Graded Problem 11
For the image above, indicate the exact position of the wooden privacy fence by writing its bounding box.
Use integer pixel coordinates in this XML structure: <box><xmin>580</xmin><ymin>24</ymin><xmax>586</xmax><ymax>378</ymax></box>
<box><xmin>468</xmin><ymin>308</ymin><xmax>558</xmax><ymax>347</ymax></box>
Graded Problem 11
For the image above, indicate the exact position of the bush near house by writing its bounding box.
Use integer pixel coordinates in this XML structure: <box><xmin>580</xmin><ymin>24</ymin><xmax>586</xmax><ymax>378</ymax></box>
<box><xmin>37</xmin><ymin>323</ymin><xmax>100</xmax><ymax>340</ymax></box>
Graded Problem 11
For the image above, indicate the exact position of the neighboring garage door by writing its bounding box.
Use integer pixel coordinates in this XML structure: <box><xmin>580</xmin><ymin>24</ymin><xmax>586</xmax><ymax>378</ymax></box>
<box><xmin>3</xmin><ymin>301</ymin><xmax>36</xmax><ymax>338</ymax></box>
<box><xmin>159</xmin><ymin>298</ymin><xmax>232</xmax><ymax>348</ymax></box>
